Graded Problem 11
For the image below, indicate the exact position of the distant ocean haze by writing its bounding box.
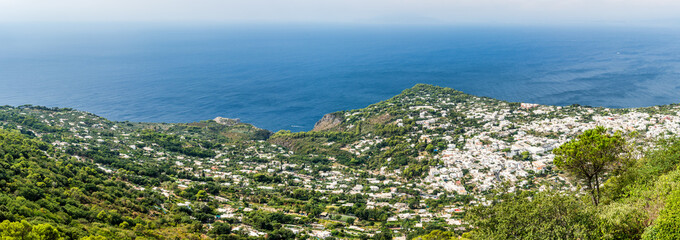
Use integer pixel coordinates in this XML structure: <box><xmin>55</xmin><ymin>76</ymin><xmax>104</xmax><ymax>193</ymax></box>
<box><xmin>1</xmin><ymin>24</ymin><xmax>680</xmax><ymax>131</ymax></box>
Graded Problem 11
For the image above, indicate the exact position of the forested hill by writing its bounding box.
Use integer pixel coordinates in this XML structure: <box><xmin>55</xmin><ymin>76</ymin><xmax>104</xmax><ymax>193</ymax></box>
<box><xmin>0</xmin><ymin>128</ymin><xmax>171</xmax><ymax>239</ymax></box>
<box><xmin>0</xmin><ymin>106</ymin><xmax>276</xmax><ymax>239</ymax></box>
<box><xmin>2</xmin><ymin>84</ymin><xmax>680</xmax><ymax>239</ymax></box>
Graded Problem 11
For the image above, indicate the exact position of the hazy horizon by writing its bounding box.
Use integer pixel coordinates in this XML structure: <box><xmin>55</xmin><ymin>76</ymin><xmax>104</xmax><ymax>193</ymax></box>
<box><xmin>1</xmin><ymin>0</ymin><xmax>680</xmax><ymax>27</ymax></box>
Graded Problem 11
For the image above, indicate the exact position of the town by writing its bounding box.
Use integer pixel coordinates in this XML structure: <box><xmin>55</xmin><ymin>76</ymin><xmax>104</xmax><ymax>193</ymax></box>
<box><xmin>2</xmin><ymin>84</ymin><xmax>680</xmax><ymax>239</ymax></box>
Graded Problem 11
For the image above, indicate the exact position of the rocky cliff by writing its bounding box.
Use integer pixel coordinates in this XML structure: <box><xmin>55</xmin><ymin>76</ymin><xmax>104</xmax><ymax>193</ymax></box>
<box><xmin>312</xmin><ymin>113</ymin><xmax>344</xmax><ymax>131</ymax></box>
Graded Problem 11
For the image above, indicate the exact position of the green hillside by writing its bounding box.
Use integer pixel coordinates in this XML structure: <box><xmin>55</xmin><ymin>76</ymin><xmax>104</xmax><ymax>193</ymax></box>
<box><xmin>2</xmin><ymin>85</ymin><xmax>680</xmax><ymax>239</ymax></box>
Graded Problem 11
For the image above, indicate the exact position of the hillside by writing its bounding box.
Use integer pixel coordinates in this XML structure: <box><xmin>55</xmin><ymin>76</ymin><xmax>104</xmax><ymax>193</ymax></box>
<box><xmin>1</xmin><ymin>84</ymin><xmax>680</xmax><ymax>239</ymax></box>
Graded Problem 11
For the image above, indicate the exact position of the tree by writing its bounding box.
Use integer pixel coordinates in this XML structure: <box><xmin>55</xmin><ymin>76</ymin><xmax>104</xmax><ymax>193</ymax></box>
<box><xmin>31</xmin><ymin>224</ymin><xmax>62</xmax><ymax>240</ymax></box>
<box><xmin>0</xmin><ymin>220</ymin><xmax>33</xmax><ymax>239</ymax></box>
<box><xmin>553</xmin><ymin>126</ymin><xmax>626</xmax><ymax>206</ymax></box>
<box><xmin>196</xmin><ymin>190</ymin><xmax>208</xmax><ymax>201</ymax></box>
<box><xmin>408</xmin><ymin>196</ymin><xmax>420</xmax><ymax>209</ymax></box>
<box><xmin>268</xmin><ymin>228</ymin><xmax>295</xmax><ymax>240</ymax></box>
<box><xmin>417</xmin><ymin>230</ymin><xmax>457</xmax><ymax>240</ymax></box>
<box><xmin>643</xmin><ymin>188</ymin><xmax>680</xmax><ymax>239</ymax></box>
<box><xmin>425</xmin><ymin>144</ymin><xmax>435</xmax><ymax>153</ymax></box>
<box><xmin>80</xmin><ymin>236</ymin><xmax>107</xmax><ymax>240</ymax></box>
<box><xmin>464</xmin><ymin>190</ymin><xmax>597</xmax><ymax>240</ymax></box>
<box><xmin>209</xmin><ymin>222</ymin><xmax>232</xmax><ymax>238</ymax></box>
<box><xmin>0</xmin><ymin>220</ymin><xmax>63</xmax><ymax>240</ymax></box>
<box><xmin>373</xmin><ymin>228</ymin><xmax>393</xmax><ymax>240</ymax></box>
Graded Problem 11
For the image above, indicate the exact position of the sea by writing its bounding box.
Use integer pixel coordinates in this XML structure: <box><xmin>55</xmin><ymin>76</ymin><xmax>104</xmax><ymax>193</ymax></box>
<box><xmin>1</xmin><ymin>24</ymin><xmax>680</xmax><ymax>131</ymax></box>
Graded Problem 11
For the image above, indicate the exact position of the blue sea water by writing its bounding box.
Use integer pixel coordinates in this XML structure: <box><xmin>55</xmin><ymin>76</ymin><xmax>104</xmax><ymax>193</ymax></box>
<box><xmin>1</xmin><ymin>24</ymin><xmax>680</xmax><ymax>131</ymax></box>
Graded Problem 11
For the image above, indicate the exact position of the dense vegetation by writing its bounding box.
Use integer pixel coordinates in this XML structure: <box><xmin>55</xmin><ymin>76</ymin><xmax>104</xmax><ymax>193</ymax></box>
<box><xmin>0</xmin><ymin>129</ymin><xmax>171</xmax><ymax>239</ymax></box>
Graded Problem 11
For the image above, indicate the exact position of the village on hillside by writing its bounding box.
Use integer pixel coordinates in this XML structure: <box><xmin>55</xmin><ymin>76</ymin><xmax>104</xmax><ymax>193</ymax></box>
<box><xmin>3</xmin><ymin>84</ymin><xmax>680</xmax><ymax>239</ymax></box>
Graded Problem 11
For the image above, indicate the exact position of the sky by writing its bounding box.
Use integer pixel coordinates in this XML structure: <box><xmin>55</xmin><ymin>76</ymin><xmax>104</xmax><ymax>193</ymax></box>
<box><xmin>0</xmin><ymin>0</ymin><xmax>679</xmax><ymax>26</ymax></box>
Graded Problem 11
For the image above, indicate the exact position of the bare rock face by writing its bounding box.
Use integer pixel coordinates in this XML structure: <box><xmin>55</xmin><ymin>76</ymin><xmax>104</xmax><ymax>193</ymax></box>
<box><xmin>312</xmin><ymin>113</ymin><xmax>343</xmax><ymax>131</ymax></box>
<box><xmin>213</xmin><ymin>117</ymin><xmax>241</xmax><ymax>126</ymax></box>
